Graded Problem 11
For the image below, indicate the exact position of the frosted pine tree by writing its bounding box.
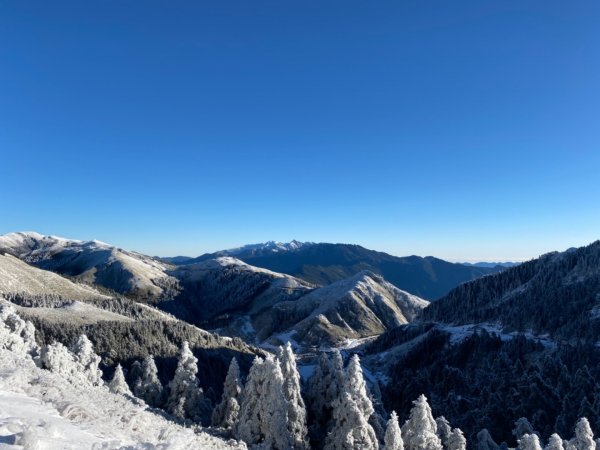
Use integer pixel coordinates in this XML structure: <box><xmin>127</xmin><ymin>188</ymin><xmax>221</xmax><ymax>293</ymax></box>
<box><xmin>237</xmin><ymin>356</ymin><xmax>264</xmax><ymax>444</ymax></box>
<box><xmin>236</xmin><ymin>355</ymin><xmax>291</xmax><ymax>449</ymax></box>
<box><xmin>70</xmin><ymin>335</ymin><xmax>103</xmax><ymax>386</ymax></box>
<box><xmin>476</xmin><ymin>429</ymin><xmax>500</xmax><ymax>450</ymax></box>
<box><xmin>325</xmin><ymin>354</ymin><xmax>379</xmax><ymax>450</ymax></box>
<box><xmin>546</xmin><ymin>434</ymin><xmax>565</xmax><ymax>450</ymax></box>
<box><xmin>520</xmin><ymin>434</ymin><xmax>543</xmax><ymax>450</ymax></box>
<box><xmin>278</xmin><ymin>342</ymin><xmax>309</xmax><ymax>449</ymax></box>
<box><xmin>570</xmin><ymin>418</ymin><xmax>596</xmax><ymax>450</ymax></box>
<box><xmin>384</xmin><ymin>411</ymin><xmax>403</xmax><ymax>450</ymax></box>
<box><xmin>166</xmin><ymin>341</ymin><xmax>206</xmax><ymax>423</ymax></box>
<box><xmin>447</xmin><ymin>429</ymin><xmax>467</xmax><ymax>450</ymax></box>
<box><xmin>136</xmin><ymin>355</ymin><xmax>163</xmax><ymax>407</ymax></box>
<box><xmin>401</xmin><ymin>395</ymin><xmax>442</xmax><ymax>450</ymax></box>
<box><xmin>109</xmin><ymin>364</ymin><xmax>133</xmax><ymax>396</ymax></box>
<box><xmin>324</xmin><ymin>392</ymin><xmax>379</xmax><ymax>450</ymax></box>
<box><xmin>40</xmin><ymin>341</ymin><xmax>83</xmax><ymax>384</ymax></box>
<box><xmin>212</xmin><ymin>357</ymin><xmax>242</xmax><ymax>429</ymax></box>
<box><xmin>436</xmin><ymin>417</ymin><xmax>452</xmax><ymax>449</ymax></box>
<box><xmin>345</xmin><ymin>355</ymin><xmax>374</xmax><ymax>420</ymax></box>
<box><xmin>308</xmin><ymin>350</ymin><xmax>345</xmax><ymax>440</ymax></box>
<box><xmin>514</xmin><ymin>418</ymin><xmax>536</xmax><ymax>441</ymax></box>
<box><xmin>0</xmin><ymin>304</ymin><xmax>39</xmax><ymax>357</ymax></box>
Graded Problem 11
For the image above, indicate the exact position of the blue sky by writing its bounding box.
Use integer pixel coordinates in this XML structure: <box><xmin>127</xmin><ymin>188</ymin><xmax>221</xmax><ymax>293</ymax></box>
<box><xmin>1</xmin><ymin>0</ymin><xmax>599</xmax><ymax>261</ymax></box>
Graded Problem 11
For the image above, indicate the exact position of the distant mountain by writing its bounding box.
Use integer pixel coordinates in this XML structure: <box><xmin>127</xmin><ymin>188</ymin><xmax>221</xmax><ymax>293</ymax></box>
<box><xmin>461</xmin><ymin>261</ymin><xmax>521</xmax><ymax>268</ymax></box>
<box><xmin>175</xmin><ymin>240</ymin><xmax>314</xmax><ymax>263</ymax></box>
<box><xmin>187</xmin><ymin>242</ymin><xmax>504</xmax><ymax>300</ymax></box>
<box><xmin>0</xmin><ymin>232</ymin><xmax>177</xmax><ymax>300</ymax></box>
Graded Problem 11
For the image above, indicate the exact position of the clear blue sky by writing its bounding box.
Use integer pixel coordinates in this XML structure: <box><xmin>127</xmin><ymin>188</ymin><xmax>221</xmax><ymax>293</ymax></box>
<box><xmin>1</xmin><ymin>0</ymin><xmax>599</xmax><ymax>261</ymax></box>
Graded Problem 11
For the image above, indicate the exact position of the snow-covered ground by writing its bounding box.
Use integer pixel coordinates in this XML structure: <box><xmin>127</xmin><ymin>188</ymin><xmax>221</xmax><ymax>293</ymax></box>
<box><xmin>0</xmin><ymin>254</ymin><xmax>108</xmax><ymax>300</ymax></box>
<box><xmin>0</xmin><ymin>349</ymin><xmax>246</xmax><ymax>449</ymax></box>
<box><xmin>439</xmin><ymin>323</ymin><xmax>555</xmax><ymax>348</ymax></box>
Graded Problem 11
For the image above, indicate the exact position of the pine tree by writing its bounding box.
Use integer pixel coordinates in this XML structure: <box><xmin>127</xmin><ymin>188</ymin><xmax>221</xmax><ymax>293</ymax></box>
<box><xmin>571</xmin><ymin>418</ymin><xmax>596</xmax><ymax>450</ymax></box>
<box><xmin>166</xmin><ymin>341</ymin><xmax>207</xmax><ymax>423</ymax></box>
<box><xmin>345</xmin><ymin>355</ymin><xmax>374</xmax><ymax>420</ymax></box>
<box><xmin>308</xmin><ymin>350</ymin><xmax>345</xmax><ymax>440</ymax></box>
<box><xmin>476</xmin><ymin>429</ymin><xmax>499</xmax><ymax>450</ymax></box>
<box><xmin>545</xmin><ymin>434</ymin><xmax>565</xmax><ymax>450</ymax></box>
<box><xmin>436</xmin><ymin>417</ymin><xmax>452</xmax><ymax>449</ymax></box>
<box><xmin>401</xmin><ymin>395</ymin><xmax>442</xmax><ymax>450</ymax></box>
<box><xmin>236</xmin><ymin>355</ymin><xmax>290</xmax><ymax>449</ymax></box>
<box><xmin>447</xmin><ymin>429</ymin><xmax>467</xmax><ymax>450</ymax></box>
<box><xmin>514</xmin><ymin>418</ymin><xmax>536</xmax><ymax>441</ymax></box>
<box><xmin>324</xmin><ymin>392</ymin><xmax>380</xmax><ymax>450</ymax></box>
<box><xmin>278</xmin><ymin>342</ymin><xmax>309</xmax><ymax>449</ymax></box>
<box><xmin>136</xmin><ymin>355</ymin><xmax>163</xmax><ymax>407</ymax></box>
<box><xmin>70</xmin><ymin>335</ymin><xmax>102</xmax><ymax>386</ymax></box>
<box><xmin>0</xmin><ymin>304</ymin><xmax>39</xmax><ymax>358</ymax></box>
<box><xmin>519</xmin><ymin>434</ymin><xmax>543</xmax><ymax>450</ymax></box>
<box><xmin>109</xmin><ymin>364</ymin><xmax>132</xmax><ymax>396</ymax></box>
<box><xmin>212</xmin><ymin>357</ymin><xmax>242</xmax><ymax>429</ymax></box>
<box><xmin>385</xmin><ymin>411</ymin><xmax>404</xmax><ymax>450</ymax></box>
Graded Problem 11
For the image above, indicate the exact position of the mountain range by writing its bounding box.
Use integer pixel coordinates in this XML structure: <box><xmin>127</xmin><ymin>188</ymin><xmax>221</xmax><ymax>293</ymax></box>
<box><xmin>168</xmin><ymin>241</ymin><xmax>505</xmax><ymax>300</ymax></box>
<box><xmin>1</xmin><ymin>230</ymin><xmax>600</xmax><ymax>446</ymax></box>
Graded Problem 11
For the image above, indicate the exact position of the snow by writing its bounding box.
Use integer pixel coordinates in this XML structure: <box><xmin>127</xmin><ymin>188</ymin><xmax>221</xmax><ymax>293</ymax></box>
<box><xmin>216</xmin><ymin>240</ymin><xmax>314</xmax><ymax>257</ymax></box>
<box><xmin>0</xmin><ymin>254</ymin><xmax>109</xmax><ymax>300</ymax></box>
<box><xmin>0</xmin><ymin>232</ymin><xmax>176</xmax><ymax>299</ymax></box>
<box><xmin>8</xmin><ymin>300</ymin><xmax>132</xmax><ymax>325</ymax></box>
<box><xmin>0</xmin><ymin>349</ymin><xmax>247</xmax><ymax>449</ymax></box>
<box><xmin>439</xmin><ymin>323</ymin><xmax>555</xmax><ymax>348</ymax></box>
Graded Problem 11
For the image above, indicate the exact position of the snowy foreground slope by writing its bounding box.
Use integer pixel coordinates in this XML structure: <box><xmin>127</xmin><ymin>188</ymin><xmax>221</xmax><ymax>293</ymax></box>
<box><xmin>0</xmin><ymin>348</ymin><xmax>246</xmax><ymax>450</ymax></box>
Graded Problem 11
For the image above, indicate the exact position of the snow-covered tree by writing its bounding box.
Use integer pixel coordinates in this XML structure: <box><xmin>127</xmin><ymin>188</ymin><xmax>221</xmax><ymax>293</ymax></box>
<box><xmin>570</xmin><ymin>418</ymin><xmax>596</xmax><ymax>450</ymax></box>
<box><xmin>109</xmin><ymin>364</ymin><xmax>132</xmax><ymax>396</ymax></box>
<box><xmin>308</xmin><ymin>350</ymin><xmax>345</xmax><ymax>438</ymax></box>
<box><xmin>135</xmin><ymin>355</ymin><xmax>163</xmax><ymax>407</ymax></box>
<box><xmin>476</xmin><ymin>429</ymin><xmax>499</xmax><ymax>450</ymax></box>
<box><xmin>236</xmin><ymin>355</ymin><xmax>290</xmax><ymax>449</ymax></box>
<box><xmin>385</xmin><ymin>411</ymin><xmax>404</xmax><ymax>450</ymax></box>
<box><xmin>546</xmin><ymin>434</ymin><xmax>565</xmax><ymax>450</ymax></box>
<box><xmin>212</xmin><ymin>357</ymin><xmax>242</xmax><ymax>429</ymax></box>
<box><xmin>278</xmin><ymin>342</ymin><xmax>309</xmax><ymax>449</ymax></box>
<box><xmin>129</xmin><ymin>359</ymin><xmax>143</xmax><ymax>393</ymax></box>
<box><xmin>345</xmin><ymin>355</ymin><xmax>374</xmax><ymax>420</ymax></box>
<box><xmin>0</xmin><ymin>304</ymin><xmax>39</xmax><ymax>358</ymax></box>
<box><xmin>166</xmin><ymin>341</ymin><xmax>208</xmax><ymax>423</ymax></box>
<box><xmin>401</xmin><ymin>395</ymin><xmax>442</xmax><ymax>450</ymax></box>
<box><xmin>520</xmin><ymin>434</ymin><xmax>543</xmax><ymax>450</ymax></box>
<box><xmin>447</xmin><ymin>429</ymin><xmax>467</xmax><ymax>450</ymax></box>
<box><xmin>325</xmin><ymin>391</ymin><xmax>379</xmax><ymax>450</ymax></box>
<box><xmin>513</xmin><ymin>418</ymin><xmax>536</xmax><ymax>441</ymax></box>
<box><xmin>40</xmin><ymin>341</ymin><xmax>82</xmax><ymax>383</ymax></box>
<box><xmin>70</xmin><ymin>335</ymin><xmax>103</xmax><ymax>386</ymax></box>
<box><xmin>436</xmin><ymin>417</ymin><xmax>452</xmax><ymax>449</ymax></box>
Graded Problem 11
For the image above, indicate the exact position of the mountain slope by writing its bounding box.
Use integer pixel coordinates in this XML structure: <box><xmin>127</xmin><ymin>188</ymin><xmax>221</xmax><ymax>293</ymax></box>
<box><xmin>259</xmin><ymin>271</ymin><xmax>429</xmax><ymax>348</ymax></box>
<box><xmin>165</xmin><ymin>256</ymin><xmax>314</xmax><ymax>327</ymax></box>
<box><xmin>0</xmin><ymin>232</ymin><xmax>178</xmax><ymax>300</ymax></box>
<box><xmin>0</xmin><ymin>252</ymin><xmax>110</xmax><ymax>300</ymax></box>
<box><xmin>195</xmin><ymin>242</ymin><xmax>502</xmax><ymax>300</ymax></box>
<box><xmin>421</xmin><ymin>242</ymin><xmax>600</xmax><ymax>340</ymax></box>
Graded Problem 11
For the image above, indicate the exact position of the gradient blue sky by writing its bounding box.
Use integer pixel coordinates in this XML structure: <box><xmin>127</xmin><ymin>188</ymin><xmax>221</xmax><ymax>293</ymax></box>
<box><xmin>1</xmin><ymin>0</ymin><xmax>599</xmax><ymax>261</ymax></box>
